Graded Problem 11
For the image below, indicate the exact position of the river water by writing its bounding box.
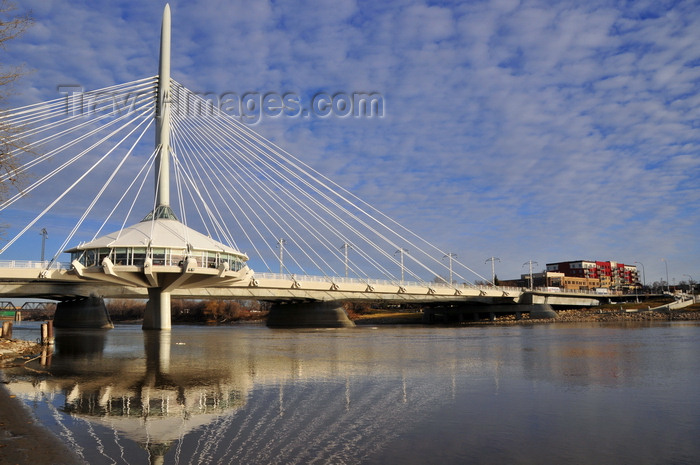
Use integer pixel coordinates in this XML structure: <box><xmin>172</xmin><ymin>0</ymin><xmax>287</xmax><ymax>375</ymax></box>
<box><xmin>4</xmin><ymin>321</ymin><xmax>700</xmax><ymax>464</ymax></box>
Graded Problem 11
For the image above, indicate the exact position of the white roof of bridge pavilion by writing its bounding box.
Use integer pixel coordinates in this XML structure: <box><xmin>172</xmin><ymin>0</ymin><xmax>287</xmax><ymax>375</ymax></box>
<box><xmin>63</xmin><ymin>205</ymin><xmax>252</xmax><ymax>300</ymax></box>
<box><xmin>66</xmin><ymin>206</ymin><xmax>248</xmax><ymax>262</ymax></box>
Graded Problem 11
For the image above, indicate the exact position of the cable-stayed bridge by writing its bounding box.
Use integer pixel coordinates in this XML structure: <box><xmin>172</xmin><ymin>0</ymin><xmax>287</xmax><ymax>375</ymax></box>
<box><xmin>0</xmin><ymin>5</ymin><xmax>598</xmax><ymax>329</ymax></box>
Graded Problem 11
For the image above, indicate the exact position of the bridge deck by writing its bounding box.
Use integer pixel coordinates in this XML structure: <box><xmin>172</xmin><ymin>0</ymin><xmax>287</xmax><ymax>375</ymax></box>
<box><xmin>0</xmin><ymin>261</ymin><xmax>622</xmax><ymax>307</ymax></box>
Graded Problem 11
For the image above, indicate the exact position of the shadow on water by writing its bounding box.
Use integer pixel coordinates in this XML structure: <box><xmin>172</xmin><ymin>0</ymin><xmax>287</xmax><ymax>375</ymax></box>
<box><xmin>55</xmin><ymin>328</ymin><xmax>109</xmax><ymax>358</ymax></box>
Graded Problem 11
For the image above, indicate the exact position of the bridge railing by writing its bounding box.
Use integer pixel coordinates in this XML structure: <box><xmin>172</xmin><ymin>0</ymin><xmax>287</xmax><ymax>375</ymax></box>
<box><xmin>0</xmin><ymin>262</ymin><xmax>623</xmax><ymax>298</ymax></box>
<box><xmin>251</xmin><ymin>273</ymin><xmax>627</xmax><ymax>297</ymax></box>
<box><xmin>0</xmin><ymin>260</ymin><xmax>71</xmax><ymax>270</ymax></box>
<box><xmin>253</xmin><ymin>272</ymin><xmax>525</xmax><ymax>293</ymax></box>
<box><xmin>529</xmin><ymin>286</ymin><xmax>641</xmax><ymax>296</ymax></box>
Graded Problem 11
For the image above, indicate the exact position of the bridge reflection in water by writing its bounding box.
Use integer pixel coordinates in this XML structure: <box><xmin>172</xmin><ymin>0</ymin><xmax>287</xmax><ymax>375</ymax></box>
<box><xmin>7</xmin><ymin>325</ymin><xmax>471</xmax><ymax>464</ymax></box>
<box><xmin>6</xmin><ymin>323</ymin><xmax>700</xmax><ymax>465</ymax></box>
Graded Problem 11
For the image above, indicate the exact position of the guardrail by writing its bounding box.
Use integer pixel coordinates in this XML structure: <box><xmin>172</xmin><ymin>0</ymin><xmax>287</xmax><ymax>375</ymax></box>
<box><xmin>252</xmin><ymin>273</ymin><xmax>603</xmax><ymax>295</ymax></box>
<box><xmin>0</xmin><ymin>262</ymin><xmax>649</xmax><ymax>298</ymax></box>
<box><xmin>252</xmin><ymin>273</ymin><xmax>653</xmax><ymax>297</ymax></box>
<box><xmin>0</xmin><ymin>260</ymin><xmax>70</xmax><ymax>270</ymax></box>
<box><xmin>253</xmin><ymin>272</ymin><xmax>509</xmax><ymax>291</ymax></box>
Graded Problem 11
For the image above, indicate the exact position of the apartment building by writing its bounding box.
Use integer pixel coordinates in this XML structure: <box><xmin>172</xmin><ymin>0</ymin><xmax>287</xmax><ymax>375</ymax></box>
<box><xmin>546</xmin><ymin>260</ymin><xmax>639</xmax><ymax>290</ymax></box>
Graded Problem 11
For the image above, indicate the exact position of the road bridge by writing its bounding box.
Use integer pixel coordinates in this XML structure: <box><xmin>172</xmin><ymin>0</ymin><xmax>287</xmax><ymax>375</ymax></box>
<box><xmin>0</xmin><ymin>6</ymin><xmax>611</xmax><ymax>329</ymax></box>
<box><xmin>0</xmin><ymin>260</ymin><xmax>610</xmax><ymax>323</ymax></box>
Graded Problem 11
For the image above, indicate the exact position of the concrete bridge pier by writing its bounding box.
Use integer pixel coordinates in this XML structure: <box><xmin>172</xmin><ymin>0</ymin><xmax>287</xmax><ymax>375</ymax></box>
<box><xmin>53</xmin><ymin>295</ymin><xmax>114</xmax><ymax>329</ymax></box>
<box><xmin>528</xmin><ymin>304</ymin><xmax>558</xmax><ymax>319</ymax></box>
<box><xmin>267</xmin><ymin>301</ymin><xmax>355</xmax><ymax>328</ymax></box>
<box><xmin>143</xmin><ymin>289</ymin><xmax>172</xmax><ymax>330</ymax></box>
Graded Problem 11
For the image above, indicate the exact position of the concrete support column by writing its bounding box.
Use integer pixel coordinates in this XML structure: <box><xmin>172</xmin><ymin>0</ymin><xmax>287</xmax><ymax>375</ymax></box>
<box><xmin>528</xmin><ymin>303</ymin><xmax>558</xmax><ymax>319</ymax></box>
<box><xmin>143</xmin><ymin>289</ymin><xmax>172</xmax><ymax>330</ymax></box>
<box><xmin>54</xmin><ymin>296</ymin><xmax>113</xmax><ymax>329</ymax></box>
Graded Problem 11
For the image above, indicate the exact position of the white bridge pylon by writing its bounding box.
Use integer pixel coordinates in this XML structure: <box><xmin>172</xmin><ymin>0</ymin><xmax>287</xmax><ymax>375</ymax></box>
<box><xmin>0</xmin><ymin>5</ymin><xmax>497</xmax><ymax>328</ymax></box>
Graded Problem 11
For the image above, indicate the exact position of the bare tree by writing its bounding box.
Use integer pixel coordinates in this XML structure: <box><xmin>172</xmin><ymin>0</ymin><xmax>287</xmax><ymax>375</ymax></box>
<box><xmin>0</xmin><ymin>1</ymin><xmax>33</xmax><ymax>205</ymax></box>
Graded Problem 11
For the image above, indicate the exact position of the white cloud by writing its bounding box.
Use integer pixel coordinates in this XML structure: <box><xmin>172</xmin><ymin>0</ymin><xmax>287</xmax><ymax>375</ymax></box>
<box><xmin>2</xmin><ymin>0</ymin><xmax>699</xmax><ymax>282</ymax></box>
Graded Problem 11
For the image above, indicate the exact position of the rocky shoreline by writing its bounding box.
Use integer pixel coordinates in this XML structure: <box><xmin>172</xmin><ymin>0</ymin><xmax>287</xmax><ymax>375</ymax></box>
<box><xmin>351</xmin><ymin>304</ymin><xmax>700</xmax><ymax>325</ymax></box>
<box><xmin>553</xmin><ymin>306</ymin><xmax>700</xmax><ymax>323</ymax></box>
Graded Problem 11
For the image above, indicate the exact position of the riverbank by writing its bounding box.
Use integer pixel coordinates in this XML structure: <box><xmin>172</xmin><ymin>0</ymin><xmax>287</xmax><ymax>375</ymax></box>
<box><xmin>1</xmin><ymin>340</ymin><xmax>82</xmax><ymax>465</ymax></box>
<box><xmin>1</xmin><ymin>305</ymin><xmax>698</xmax><ymax>464</ymax></box>
<box><xmin>0</xmin><ymin>338</ymin><xmax>40</xmax><ymax>362</ymax></box>
<box><xmin>351</xmin><ymin>303</ymin><xmax>700</xmax><ymax>325</ymax></box>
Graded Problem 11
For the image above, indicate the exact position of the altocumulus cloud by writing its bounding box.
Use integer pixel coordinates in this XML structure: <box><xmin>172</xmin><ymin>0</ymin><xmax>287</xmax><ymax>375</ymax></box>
<box><xmin>4</xmin><ymin>0</ymin><xmax>700</xmax><ymax>281</ymax></box>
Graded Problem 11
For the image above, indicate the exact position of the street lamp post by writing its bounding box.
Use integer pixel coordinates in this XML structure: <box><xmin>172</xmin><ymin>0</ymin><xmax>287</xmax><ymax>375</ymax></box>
<box><xmin>523</xmin><ymin>260</ymin><xmax>538</xmax><ymax>290</ymax></box>
<box><xmin>485</xmin><ymin>257</ymin><xmax>500</xmax><ymax>286</ymax></box>
<box><xmin>39</xmin><ymin>228</ymin><xmax>48</xmax><ymax>264</ymax></box>
<box><xmin>634</xmin><ymin>261</ymin><xmax>645</xmax><ymax>292</ymax></box>
<box><xmin>661</xmin><ymin>258</ymin><xmax>669</xmax><ymax>293</ymax></box>
<box><xmin>395</xmin><ymin>248</ymin><xmax>408</xmax><ymax>283</ymax></box>
<box><xmin>277</xmin><ymin>238</ymin><xmax>286</xmax><ymax>275</ymax></box>
<box><xmin>443</xmin><ymin>253</ymin><xmax>457</xmax><ymax>285</ymax></box>
<box><xmin>339</xmin><ymin>242</ymin><xmax>351</xmax><ymax>277</ymax></box>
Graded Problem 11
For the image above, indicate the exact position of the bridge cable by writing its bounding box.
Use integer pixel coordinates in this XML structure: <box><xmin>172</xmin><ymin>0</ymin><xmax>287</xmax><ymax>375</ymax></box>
<box><xmin>0</xmin><ymin>78</ymin><xmax>156</xmax><ymax>177</ymax></box>
<box><xmin>179</xmin><ymin>90</ymin><xmax>435</xmax><ymax>283</ymax></box>
<box><xmin>171</xmin><ymin>108</ymin><xmax>335</xmax><ymax>276</ymax></box>
<box><xmin>0</xmin><ymin>98</ymin><xmax>155</xmax><ymax>255</ymax></box>
<box><xmin>172</xmin><ymin>107</ymin><xmax>348</xmax><ymax>278</ymax></box>
<box><xmin>174</xmin><ymin>110</ymin><xmax>382</xmax><ymax>280</ymax></box>
<box><xmin>96</xmin><ymin>145</ymin><xmax>159</xmax><ymax>241</ymax></box>
<box><xmin>203</xmin><ymin>113</ymin><xmax>422</xmax><ymax>282</ymax></box>
<box><xmin>0</xmin><ymin>93</ymin><xmax>155</xmax><ymax>211</ymax></box>
<box><xmin>113</xmin><ymin>146</ymin><xmax>160</xmax><ymax>244</ymax></box>
<box><xmin>203</xmin><ymin>97</ymin><xmax>488</xmax><ymax>285</ymax></box>
<box><xmin>48</xmin><ymin>116</ymin><xmax>154</xmax><ymax>268</ymax></box>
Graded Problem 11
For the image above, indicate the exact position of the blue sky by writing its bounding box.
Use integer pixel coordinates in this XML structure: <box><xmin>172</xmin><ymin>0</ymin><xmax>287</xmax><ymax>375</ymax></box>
<box><xmin>3</xmin><ymin>0</ymin><xmax>700</xmax><ymax>285</ymax></box>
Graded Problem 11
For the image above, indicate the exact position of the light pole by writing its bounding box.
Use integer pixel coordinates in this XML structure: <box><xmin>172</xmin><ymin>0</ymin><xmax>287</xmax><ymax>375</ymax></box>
<box><xmin>277</xmin><ymin>238</ymin><xmax>286</xmax><ymax>275</ymax></box>
<box><xmin>339</xmin><ymin>242</ymin><xmax>351</xmax><ymax>277</ymax></box>
<box><xmin>443</xmin><ymin>253</ymin><xmax>457</xmax><ymax>285</ymax></box>
<box><xmin>39</xmin><ymin>228</ymin><xmax>48</xmax><ymax>263</ymax></box>
<box><xmin>661</xmin><ymin>258</ymin><xmax>669</xmax><ymax>293</ymax></box>
<box><xmin>523</xmin><ymin>260</ymin><xmax>538</xmax><ymax>290</ymax></box>
<box><xmin>395</xmin><ymin>248</ymin><xmax>408</xmax><ymax>283</ymax></box>
<box><xmin>634</xmin><ymin>261</ymin><xmax>645</xmax><ymax>292</ymax></box>
<box><xmin>485</xmin><ymin>257</ymin><xmax>500</xmax><ymax>286</ymax></box>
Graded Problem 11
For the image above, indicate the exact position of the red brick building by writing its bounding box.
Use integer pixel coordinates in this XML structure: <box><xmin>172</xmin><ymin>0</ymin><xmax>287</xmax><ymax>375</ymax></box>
<box><xmin>546</xmin><ymin>260</ymin><xmax>639</xmax><ymax>290</ymax></box>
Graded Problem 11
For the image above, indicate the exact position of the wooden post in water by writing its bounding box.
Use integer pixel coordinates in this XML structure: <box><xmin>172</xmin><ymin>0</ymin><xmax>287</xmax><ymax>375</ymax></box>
<box><xmin>1</xmin><ymin>321</ymin><xmax>12</xmax><ymax>339</ymax></box>
<box><xmin>41</xmin><ymin>321</ymin><xmax>55</xmax><ymax>345</ymax></box>
<box><xmin>47</xmin><ymin>320</ymin><xmax>54</xmax><ymax>344</ymax></box>
<box><xmin>40</xmin><ymin>343</ymin><xmax>53</xmax><ymax>366</ymax></box>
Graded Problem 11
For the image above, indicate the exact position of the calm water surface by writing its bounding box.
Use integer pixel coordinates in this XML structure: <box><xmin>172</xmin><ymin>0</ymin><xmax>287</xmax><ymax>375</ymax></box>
<box><xmin>4</xmin><ymin>322</ymin><xmax>700</xmax><ymax>464</ymax></box>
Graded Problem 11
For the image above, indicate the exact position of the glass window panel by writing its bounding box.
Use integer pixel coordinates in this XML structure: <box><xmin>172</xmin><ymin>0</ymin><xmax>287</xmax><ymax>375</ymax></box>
<box><xmin>132</xmin><ymin>248</ymin><xmax>146</xmax><ymax>267</ymax></box>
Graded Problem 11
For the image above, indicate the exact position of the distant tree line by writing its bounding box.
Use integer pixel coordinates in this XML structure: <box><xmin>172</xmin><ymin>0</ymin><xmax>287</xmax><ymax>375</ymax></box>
<box><xmin>21</xmin><ymin>299</ymin><xmax>270</xmax><ymax>324</ymax></box>
<box><xmin>107</xmin><ymin>299</ymin><xmax>270</xmax><ymax>324</ymax></box>
<box><xmin>647</xmin><ymin>280</ymin><xmax>698</xmax><ymax>294</ymax></box>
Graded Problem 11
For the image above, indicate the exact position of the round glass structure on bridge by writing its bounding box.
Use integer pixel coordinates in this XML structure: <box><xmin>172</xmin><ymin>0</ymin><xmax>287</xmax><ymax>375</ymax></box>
<box><xmin>65</xmin><ymin>206</ymin><xmax>251</xmax><ymax>289</ymax></box>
